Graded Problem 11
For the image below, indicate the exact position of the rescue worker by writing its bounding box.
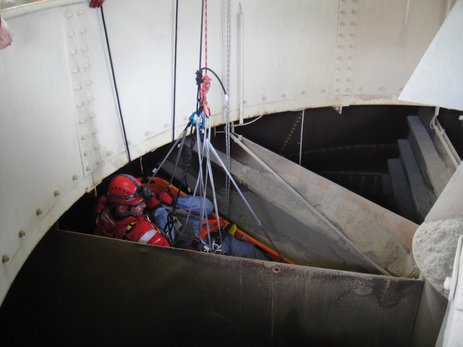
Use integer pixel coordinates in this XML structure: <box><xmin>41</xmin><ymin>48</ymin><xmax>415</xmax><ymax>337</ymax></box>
<box><xmin>94</xmin><ymin>174</ymin><xmax>171</xmax><ymax>247</ymax></box>
<box><xmin>95</xmin><ymin>174</ymin><xmax>267</xmax><ymax>260</ymax></box>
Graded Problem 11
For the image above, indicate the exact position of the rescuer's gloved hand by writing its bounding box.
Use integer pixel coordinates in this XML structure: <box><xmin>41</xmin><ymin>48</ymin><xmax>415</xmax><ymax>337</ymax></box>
<box><xmin>159</xmin><ymin>192</ymin><xmax>174</xmax><ymax>206</ymax></box>
<box><xmin>89</xmin><ymin>0</ymin><xmax>105</xmax><ymax>8</ymax></box>
<box><xmin>145</xmin><ymin>194</ymin><xmax>161</xmax><ymax>210</ymax></box>
<box><xmin>0</xmin><ymin>15</ymin><xmax>13</xmax><ymax>50</ymax></box>
<box><xmin>94</xmin><ymin>195</ymin><xmax>108</xmax><ymax>215</ymax></box>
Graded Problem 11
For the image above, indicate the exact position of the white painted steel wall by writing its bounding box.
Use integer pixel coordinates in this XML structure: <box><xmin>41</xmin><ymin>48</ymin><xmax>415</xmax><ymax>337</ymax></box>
<box><xmin>0</xmin><ymin>0</ymin><xmax>451</xmax><ymax>305</ymax></box>
<box><xmin>400</xmin><ymin>0</ymin><xmax>463</xmax><ymax>111</ymax></box>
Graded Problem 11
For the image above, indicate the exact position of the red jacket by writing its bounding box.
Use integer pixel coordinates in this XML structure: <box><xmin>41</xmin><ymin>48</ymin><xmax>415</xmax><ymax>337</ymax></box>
<box><xmin>95</xmin><ymin>196</ymin><xmax>170</xmax><ymax>247</ymax></box>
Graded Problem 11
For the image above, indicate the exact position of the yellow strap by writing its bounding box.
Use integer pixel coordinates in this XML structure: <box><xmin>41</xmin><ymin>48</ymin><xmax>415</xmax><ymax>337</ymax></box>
<box><xmin>126</xmin><ymin>221</ymin><xmax>136</xmax><ymax>231</ymax></box>
<box><xmin>227</xmin><ymin>223</ymin><xmax>237</xmax><ymax>236</ymax></box>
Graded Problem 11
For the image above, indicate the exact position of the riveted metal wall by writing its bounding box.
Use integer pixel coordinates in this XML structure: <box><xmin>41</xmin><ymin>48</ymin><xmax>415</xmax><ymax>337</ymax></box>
<box><xmin>0</xmin><ymin>1</ymin><xmax>129</xmax><ymax>306</ymax></box>
<box><xmin>0</xmin><ymin>0</ymin><xmax>452</xmax><ymax>306</ymax></box>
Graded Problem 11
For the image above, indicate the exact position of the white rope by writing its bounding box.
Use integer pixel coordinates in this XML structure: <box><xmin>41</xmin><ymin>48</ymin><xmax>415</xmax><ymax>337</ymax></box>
<box><xmin>151</xmin><ymin>125</ymin><xmax>189</xmax><ymax>177</ymax></box>
<box><xmin>205</xmin><ymin>131</ymin><xmax>223</xmax><ymax>243</ymax></box>
<box><xmin>224</xmin><ymin>0</ymin><xmax>232</xmax><ymax>216</ymax></box>
<box><xmin>208</xmin><ymin>142</ymin><xmax>263</xmax><ymax>228</ymax></box>
<box><xmin>194</xmin><ymin>122</ymin><xmax>212</xmax><ymax>246</ymax></box>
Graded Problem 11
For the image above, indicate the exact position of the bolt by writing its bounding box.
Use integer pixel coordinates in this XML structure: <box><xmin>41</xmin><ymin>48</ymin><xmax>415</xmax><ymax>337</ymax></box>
<box><xmin>54</xmin><ymin>190</ymin><xmax>60</xmax><ymax>197</ymax></box>
<box><xmin>18</xmin><ymin>230</ymin><xmax>26</xmax><ymax>238</ymax></box>
<box><xmin>36</xmin><ymin>208</ymin><xmax>43</xmax><ymax>216</ymax></box>
<box><xmin>72</xmin><ymin>174</ymin><xmax>78</xmax><ymax>181</ymax></box>
<box><xmin>2</xmin><ymin>255</ymin><xmax>10</xmax><ymax>264</ymax></box>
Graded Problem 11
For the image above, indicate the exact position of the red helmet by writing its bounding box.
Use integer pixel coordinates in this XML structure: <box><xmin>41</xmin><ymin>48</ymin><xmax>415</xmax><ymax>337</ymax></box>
<box><xmin>107</xmin><ymin>174</ymin><xmax>145</xmax><ymax>206</ymax></box>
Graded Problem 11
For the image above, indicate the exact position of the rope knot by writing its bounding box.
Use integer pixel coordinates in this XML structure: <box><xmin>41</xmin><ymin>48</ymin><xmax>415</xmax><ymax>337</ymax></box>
<box><xmin>200</xmin><ymin>74</ymin><xmax>212</xmax><ymax>117</ymax></box>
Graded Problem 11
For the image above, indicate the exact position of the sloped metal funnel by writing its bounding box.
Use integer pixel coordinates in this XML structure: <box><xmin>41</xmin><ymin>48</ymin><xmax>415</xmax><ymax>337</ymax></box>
<box><xmin>0</xmin><ymin>229</ymin><xmax>422</xmax><ymax>346</ymax></box>
<box><xmin>207</xmin><ymin>135</ymin><xmax>418</xmax><ymax>277</ymax></box>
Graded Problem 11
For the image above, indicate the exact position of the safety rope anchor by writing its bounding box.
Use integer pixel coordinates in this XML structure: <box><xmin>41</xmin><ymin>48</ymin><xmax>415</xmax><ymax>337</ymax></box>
<box><xmin>189</xmin><ymin>111</ymin><xmax>206</xmax><ymax>129</ymax></box>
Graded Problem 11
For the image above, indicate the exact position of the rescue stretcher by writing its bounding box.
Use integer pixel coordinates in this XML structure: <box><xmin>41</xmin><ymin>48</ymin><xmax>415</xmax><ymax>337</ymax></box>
<box><xmin>144</xmin><ymin>176</ymin><xmax>294</xmax><ymax>264</ymax></box>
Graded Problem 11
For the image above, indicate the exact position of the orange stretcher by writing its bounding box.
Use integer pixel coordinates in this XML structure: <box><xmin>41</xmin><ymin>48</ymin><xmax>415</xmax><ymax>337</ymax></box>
<box><xmin>143</xmin><ymin>176</ymin><xmax>294</xmax><ymax>264</ymax></box>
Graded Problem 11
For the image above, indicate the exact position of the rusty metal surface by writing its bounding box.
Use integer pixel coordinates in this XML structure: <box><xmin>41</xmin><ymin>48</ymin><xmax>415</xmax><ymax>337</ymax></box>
<box><xmin>1</xmin><ymin>229</ymin><xmax>422</xmax><ymax>346</ymax></box>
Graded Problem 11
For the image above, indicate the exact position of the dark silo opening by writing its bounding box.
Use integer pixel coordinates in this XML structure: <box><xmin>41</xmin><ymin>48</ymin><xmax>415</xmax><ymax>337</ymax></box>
<box><xmin>234</xmin><ymin>105</ymin><xmax>462</xmax><ymax>224</ymax></box>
